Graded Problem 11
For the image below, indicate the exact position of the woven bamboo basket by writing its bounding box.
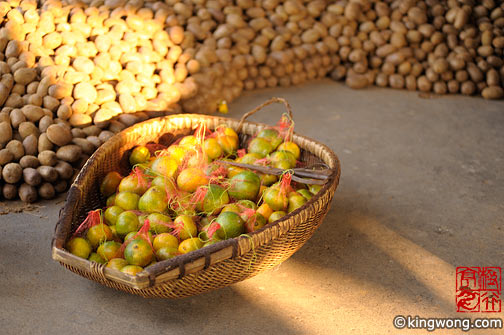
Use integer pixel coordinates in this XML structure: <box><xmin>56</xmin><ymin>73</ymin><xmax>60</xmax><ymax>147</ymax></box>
<box><xmin>51</xmin><ymin>98</ymin><xmax>341</xmax><ymax>298</ymax></box>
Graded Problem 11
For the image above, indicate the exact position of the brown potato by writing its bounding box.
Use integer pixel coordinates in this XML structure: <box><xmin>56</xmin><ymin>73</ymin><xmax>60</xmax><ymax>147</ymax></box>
<box><xmin>6</xmin><ymin>140</ymin><xmax>24</xmax><ymax>160</ymax></box>
<box><xmin>38</xmin><ymin>182</ymin><xmax>56</xmax><ymax>199</ymax></box>
<box><xmin>23</xmin><ymin>167</ymin><xmax>42</xmax><ymax>186</ymax></box>
<box><xmin>37</xmin><ymin>165</ymin><xmax>59</xmax><ymax>182</ymax></box>
<box><xmin>2</xmin><ymin>163</ymin><xmax>22</xmax><ymax>184</ymax></box>
<box><xmin>20</xmin><ymin>155</ymin><xmax>40</xmax><ymax>168</ymax></box>
<box><xmin>18</xmin><ymin>183</ymin><xmax>37</xmax><ymax>203</ymax></box>
<box><xmin>3</xmin><ymin>183</ymin><xmax>18</xmax><ymax>200</ymax></box>
<box><xmin>38</xmin><ymin>150</ymin><xmax>58</xmax><ymax>166</ymax></box>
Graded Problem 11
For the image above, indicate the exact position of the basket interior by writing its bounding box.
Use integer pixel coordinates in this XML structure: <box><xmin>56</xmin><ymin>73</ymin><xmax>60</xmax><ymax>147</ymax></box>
<box><xmin>69</xmin><ymin>119</ymin><xmax>327</xmax><ymax>235</ymax></box>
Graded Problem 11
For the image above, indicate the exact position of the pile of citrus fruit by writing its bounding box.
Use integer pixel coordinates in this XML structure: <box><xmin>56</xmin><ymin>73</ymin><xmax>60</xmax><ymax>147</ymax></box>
<box><xmin>66</xmin><ymin>115</ymin><xmax>321</xmax><ymax>276</ymax></box>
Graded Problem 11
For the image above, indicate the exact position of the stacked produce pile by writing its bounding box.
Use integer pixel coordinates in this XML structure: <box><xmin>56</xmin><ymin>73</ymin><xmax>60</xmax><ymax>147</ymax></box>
<box><xmin>67</xmin><ymin>117</ymin><xmax>321</xmax><ymax>275</ymax></box>
<box><xmin>0</xmin><ymin>0</ymin><xmax>503</xmax><ymax>202</ymax></box>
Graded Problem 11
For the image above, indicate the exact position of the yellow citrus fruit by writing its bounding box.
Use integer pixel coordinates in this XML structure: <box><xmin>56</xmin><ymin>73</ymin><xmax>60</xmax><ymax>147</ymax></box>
<box><xmin>177</xmin><ymin>167</ymin><xmax>209</xmax><ymax>192</ymax></box>
<box><xmin>178</xmin><ymin>237</ymin><xmax>203</xmax><ymax>254</ymax></box>
<box><xmin>86</xmin><ymin>224</ymin><xmax>113</xmax><ymax>248</ymax></box>
<box><xmin>153</xmin><ymin>233</ymin><xmax>179</xmax><ymax>251</ymax></box>
<box><xmin>107</xmin><ymin>258</ymin><xmax>128</xmax><ymax>270</ymax></box>
<box><xmin>174</xmin><ymin>215</ymin><xmax>197</xmax><ymax>240</ymax></box>
<box><xmin>203</xmin><ymin>138</ymin><xmax>223</xmax><ymax>160</ymax></box>
<box><xmin>97</xmin><ymin>241</ymin><xmax>122</xmax><ymax>261</ymax></box>
<box><xmin>257</xmin><ymin>203</ymin><xmax>273</xmax><ymax>220</ymax></box>
<box><xmin>67</xmin><ymin>237</ymin><xmax>92</xmax><ymax>259</ymax></box>
<box><xmin>121</xmin><ymin>265</ymin><xmax>144</xmax><ymax>276</ymax></box>
<box><xmin>277</xmin><ymin>141</ymin><xmax>300</xmax><ymax>160</ymax></box>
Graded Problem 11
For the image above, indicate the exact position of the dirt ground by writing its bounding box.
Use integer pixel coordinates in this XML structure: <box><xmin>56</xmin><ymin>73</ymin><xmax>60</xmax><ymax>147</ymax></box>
<box><xmin>1</xmin><ymin>80</ymin><xmax>503</xmax><ymax>334</ymax></box>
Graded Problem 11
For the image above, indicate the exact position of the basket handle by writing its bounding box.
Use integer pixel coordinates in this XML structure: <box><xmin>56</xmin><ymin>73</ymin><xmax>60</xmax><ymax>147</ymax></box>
<box><xmin>236</xmin><ymin>97</ymin><xmax>293</xmax><ymax>133</ymax></box>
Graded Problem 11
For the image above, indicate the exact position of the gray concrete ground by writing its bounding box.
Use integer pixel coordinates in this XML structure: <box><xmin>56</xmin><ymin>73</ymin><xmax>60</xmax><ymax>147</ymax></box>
<box><xmin>1</xmin><ymin>80</ymin><xmax>503</xmax><ymax>335</ymax></box>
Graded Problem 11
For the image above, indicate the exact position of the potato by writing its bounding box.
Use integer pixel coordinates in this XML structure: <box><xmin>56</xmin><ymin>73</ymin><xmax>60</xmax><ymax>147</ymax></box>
<box><xmin>20</xmin><ymin>155</ymin><xmax>40</xmax><ymax>168</ymax></box>
<box><xmin>23</xmin><ymin>167</ymin><xmax>42</xmax><ymax>186</ymax></box>
<box><xmin>54</xmin><ymin>179</ymin><xmax>68</xmax><ymax>193</ymax></box>
<box><xmin>38</xmin><ymin>150</ymin><xmax>58</xmax><ymax>166</ymax></box>
<box><xmin>46</xmin><ymin>124</ymin><xmax>72</xmax><ymax>146</ymax></box>
<box><xmin>3</xmin><ymin>183</ymin><xmax>18</xmax><ymax>200</ymax></box>
<box><xmin>21</xmin><ymin>105</ymin><xmax>45</xmax><ymax>122</ymax></box>
<box><xmin>6</xmin><ymin>140</ymin><xmax>24</xmax><ymax>160</ymax></box>
<box><xmin>54</xmin><ymin>160</ymin><xmax>73</xmax><ymax>180</ymax></box>
<box><xmin>2</xmin><ymin>163</ymin><xmax>22</xmax><ymax>184</ymax></box>
<box><xmin>37</xmin><ymin>133</ymin><xmax>52</xmax><ymax>152</ymax></box>
<box><xmin>0</xmin><ymin>148</ymin><xmax>14</xmax><ymax>165</ymax></box>
<box><xmin>72</xmin><ymin>137</ymin><xmax>95</xmax><ymax>155</ymax></box>
<box><xmin>22</xmin><ymin>134</ymin><xmax>38</xmax><ymax>156</ymax></box>
<box><xmin>18</xmin><ymin>122</ymin><xmax>39</xmax><ymax>139</ymax></box>
<box><xmin>38</xmin><ymin>182</ymin><xmax>56</xmax><ymax>199</ymax></box>
<box><xmin>37</xmin><ymin>165</ymin><xmax>59</xmax><ymax>182</ymax></box>
<box><xmin>0</xmin><ymin>121</ymin><xmax>12</xmax><ymax>144</ymax></box>
<box><xmin>38</xmin><ymin>115</ymin><xmax>53</xmax><ymax>132</ymax></box>
<box><xmin>9</xmin><ymin>108</ymin><xmax>26</xmax><ymax>128</ymax></box>
<box><xmin>56</xmin><ymin>145</ymin><xmax>82</xmax><ymax>162</ymax></box>
<box><xmin>18</xmin><ymin>183</ymin><xmax>38</xmax><ymax>203</ymax></box>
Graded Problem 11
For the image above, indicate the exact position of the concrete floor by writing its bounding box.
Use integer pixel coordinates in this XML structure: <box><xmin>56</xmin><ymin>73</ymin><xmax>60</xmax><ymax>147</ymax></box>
<box><xmin>1</xmin><ymin>80</ymin><xmax>503</xmax><ymax>335</ymax></box>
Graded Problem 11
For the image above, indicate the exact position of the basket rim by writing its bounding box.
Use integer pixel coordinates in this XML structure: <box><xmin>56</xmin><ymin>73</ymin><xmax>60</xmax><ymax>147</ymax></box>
<box><xmin>52</xmin><ymin>113</ymin><xmax>341</xmax><ymax>289</ymax></box>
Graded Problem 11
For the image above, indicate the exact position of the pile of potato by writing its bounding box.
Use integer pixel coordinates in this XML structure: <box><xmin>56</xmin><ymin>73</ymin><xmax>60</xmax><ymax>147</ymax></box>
<box><xmin>0</xmin><ymin>0</ymin><xmax>503</xmax><ymax>202</ymax></box>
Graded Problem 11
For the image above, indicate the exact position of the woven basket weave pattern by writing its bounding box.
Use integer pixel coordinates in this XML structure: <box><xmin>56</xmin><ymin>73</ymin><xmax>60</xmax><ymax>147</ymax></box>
<box><xmin>52</xmin><ymin>114</ymin><xmax>340</xmax><ymax>298</ymax></box>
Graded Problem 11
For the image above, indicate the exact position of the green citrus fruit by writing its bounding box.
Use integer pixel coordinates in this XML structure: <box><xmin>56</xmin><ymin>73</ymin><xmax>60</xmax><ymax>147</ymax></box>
<box><xmin>100</xmin><ymin>171</ymin><xmax>122</xmax><ymax>196</ymax></box>
<box><xmin>270</xmin><ymin>150</ymin><xmax>297</xmax><ymax>170</ymax></box>
<box><xmin>288</xmin><ymin>192</ymin><xmax>307</xmax><ymax>213</ymax></box>
<box><xmin>260</xmin><ymin>173</ymin><xmax>277</xmax><ymax>186</ymax></box>
<box><xmin>201</xmin><ymin>184</ymin><xmax>230</xmax><ymax>214</ymax></box>
<box><xmin>114</xmin><ymin>191</ymin><xmax>139</xmax><ymax>210</ymax></box>
<box><xmin>221</xmin><ymin>203</ymin><xmax>240</xmax><ymax>214</ymax></box>
<box><xmin>245</xmin><ymin>213</ymin><xmax>267</xmax><ymax>233</ymax></box>
<box><xmin>229</xmin><ymin>171</ymin><xmax>261</xmax><ymax>201</ymax></box>
<box><xmin>118</xmin><ymin>174</ymin><xmax>149</xmax><ymax>195</ymax></box>
<box><xmin>147</xmin><ymin>213</ymin><xmax>172</xmax><ymax>234</ymax></box>
<box><xmin>151</xmin><ymin>176</ymin><xmax>177</xmax><ymax>194</ymax></box>
<box><xmin>88</xmin><ymin>252</ymin><xmax>106</xmax><ymax>264</ymax></box>
<box><xmin>116</xmin><ymin>211</ymin><xmax>139</xmax><ymax>237</ymax></box>
<box><xmin>309</xmin><ymin>184</ymin><xmax>322</xmax><ymax>195</ymax></box>
<box><xmin>257</xmin><ymin>128</ymin><xmax>282</xmax><ymax>150</ymax></box>
<box><xmin>104</xmin><ymin>205</ymin><xmax>124</xmax><ymax>225</ymax></box>
<box><xmin>263</xmin><ymin>186</ymin><xmax>288</xmax><ymax>211</ymax></box>
<box><xmin>138</xmin><ymin>186</ymin><xmax>167</xmax><ymax>212</ymax></box>
<box><xmin>124</xmin><ymin>238</ymin><xmax>154</xmax><ymax>267</ymax></box>
<box><xmin>156</xmin><ymin>246</ymin><xmax>178</xmax><ymax>260</ymax></box>
<box><xmin>106</xmin><ymin>193</ymin><xmax>116</xmax><ymax>207</ymax></box>
<box><xmin>124</xmin><ymin>231</ymin><xmax>153</xmax><ymax>244</ymax></box>
<box><xmin>215</xmin><ymin>211</ymin><xmax>245</xmax><ymax>240</ymax></box>
<box><xmin>297</xmin><ymin>189</ymin><xmax>312</xmax><ymax>201</ymax></box>
<box><xmin>248</xmin><ymin>137</ymin><xmax>273</xmax><ymax>157</ymax></box>
<box><xmin>129</xmin><ymin>146</ymin><xmax>151</xmax><ymax>166</ymax></box>
<box><xmin>268</xmin><ymin>211</ymin><xmax>287</xmax><ymax>224</ymax></box>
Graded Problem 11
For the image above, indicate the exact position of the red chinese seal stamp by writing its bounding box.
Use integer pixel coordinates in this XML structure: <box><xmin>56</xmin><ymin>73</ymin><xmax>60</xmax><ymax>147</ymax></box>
<box><xmin>456</xmin><ymin>267</ymin><xmax>502</xmax><ymax>313</ymax></box>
